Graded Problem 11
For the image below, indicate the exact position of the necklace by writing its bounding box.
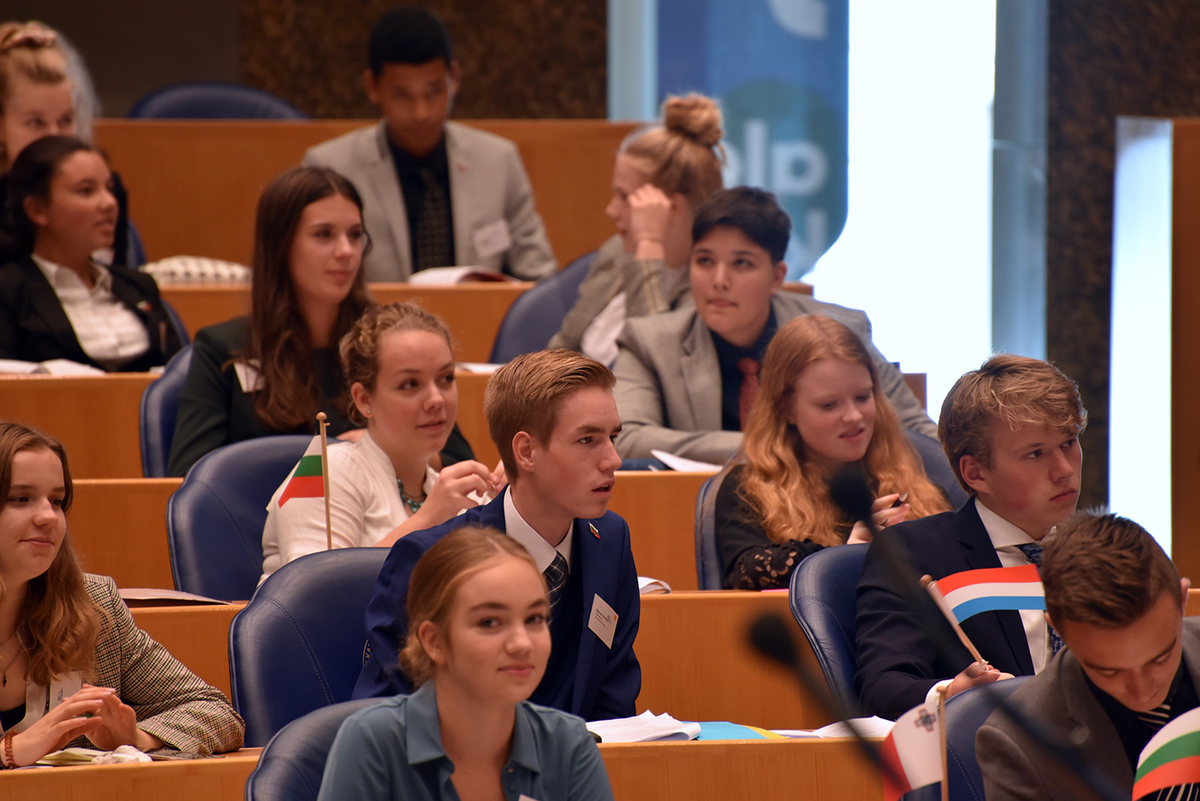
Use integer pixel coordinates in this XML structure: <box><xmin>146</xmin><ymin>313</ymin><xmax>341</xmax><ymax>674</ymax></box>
<box><xmin>0</xmin><ymin>632</ymin><xmax>19</xmax><ymax>688</ymax></box>
<box><xmin>397</xmin><ymin>479</ymin><xmax>425</xmax><ymax>515</ymax></box>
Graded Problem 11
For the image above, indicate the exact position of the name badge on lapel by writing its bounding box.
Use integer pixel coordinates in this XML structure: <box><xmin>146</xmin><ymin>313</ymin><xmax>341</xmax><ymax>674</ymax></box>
<box><xmin>472</xmin><ymin>219</ymin><xmax>512</xmax><ymax>260</ymax></box>
<box><xmin>588</xmin><ymin>594</ymin><xmax>617</xmax><ymax>649</ymax></box>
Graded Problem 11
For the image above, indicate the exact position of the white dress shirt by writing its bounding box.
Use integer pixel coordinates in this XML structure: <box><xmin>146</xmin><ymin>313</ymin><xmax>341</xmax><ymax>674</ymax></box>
<box><xmin>503</xmin><ymin>488</ymin><xmax>573</xmax><ymax>572</ymax></box>
<box><xmin>32</xmin><ymin>255</ymin><xmax>149</xmax><ymax>369</ymax></box>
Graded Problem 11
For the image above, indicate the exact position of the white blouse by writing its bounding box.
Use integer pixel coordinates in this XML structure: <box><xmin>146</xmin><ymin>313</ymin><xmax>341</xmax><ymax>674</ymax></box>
<box><xmin>32</xmin><ymin>255</ymin><xmax>149</xmax><ymax>370</ymax></box>
<box><xmin>260</xmin><ymin>431</ymin><xmax>437</xmax><ymax>582</ymax></box>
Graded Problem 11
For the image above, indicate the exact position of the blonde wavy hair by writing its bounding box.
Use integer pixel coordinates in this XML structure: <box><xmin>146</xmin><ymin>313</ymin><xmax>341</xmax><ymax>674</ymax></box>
<box><xmin>737</xmin><ymin>316</ymin><xmax>950</xmax><ymax>545</ymax></box>
<box><xmin>0</xmin><ymin>422</ymin><xmax>100</xmax><ymax>685</ymax></box>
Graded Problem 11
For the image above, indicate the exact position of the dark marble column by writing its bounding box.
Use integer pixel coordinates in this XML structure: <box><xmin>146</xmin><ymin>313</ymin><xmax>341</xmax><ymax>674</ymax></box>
<box><xmin>239</xmin><ymin>0</ymin><xmax>607</xmax><ymax>118</ymax></box>
<box><xmin>1047</xmin><ymin>0</ymin><xmax>1200</xmax><ymax>507</ymax></box>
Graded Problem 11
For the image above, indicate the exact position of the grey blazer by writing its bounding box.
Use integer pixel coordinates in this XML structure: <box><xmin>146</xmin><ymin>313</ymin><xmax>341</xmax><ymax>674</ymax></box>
<box><xmin>612</xmin><ymin>290</ymin><xmax>937</xmax><ymax>463</ymax></box>
<box><xmin>976</xmin><ymin>617</ymin><xmax>1200</xmax><ymax>801</ymax></box>
<box><xmin>303</xmin><ymin>120</ymin><xmax>557</xmax><ymax>282</ymax></box>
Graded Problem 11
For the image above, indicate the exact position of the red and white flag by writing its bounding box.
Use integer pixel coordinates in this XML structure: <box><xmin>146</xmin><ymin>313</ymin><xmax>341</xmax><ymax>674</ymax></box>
<box><xmin>880</xmin><ymin>702</ymin><xmax>943</xmax><ymax>801</ymax></box>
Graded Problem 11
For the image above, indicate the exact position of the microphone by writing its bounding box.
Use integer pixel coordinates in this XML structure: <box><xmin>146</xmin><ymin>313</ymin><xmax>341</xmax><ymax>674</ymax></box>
<box><xmin>747</xmin><ymin>612</ymin><xmax>798</xmax><ymax>671</ymax></box>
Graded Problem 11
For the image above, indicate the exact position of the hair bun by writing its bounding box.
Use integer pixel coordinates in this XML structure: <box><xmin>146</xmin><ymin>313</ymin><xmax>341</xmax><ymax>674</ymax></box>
<box><xmin>662</xmin><ymin>93</ymin><xmax>724</xmax><ymax>148</ymax></box>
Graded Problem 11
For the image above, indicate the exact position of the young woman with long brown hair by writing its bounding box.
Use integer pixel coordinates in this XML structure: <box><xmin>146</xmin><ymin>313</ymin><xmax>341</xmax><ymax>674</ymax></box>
<box><xmin>167</xmin><ymin>166</ymin><xmax>472</xmax><ymax>476</ymax></box>
<box><xmin>715</xmin><ymin>314</ymin><xmax>951</xmax><ymax>589</ymax></box>
<box><xmin>0</xmin><ymin>422</ymin><xmax>242</xmax><ymax>764</ymax></box>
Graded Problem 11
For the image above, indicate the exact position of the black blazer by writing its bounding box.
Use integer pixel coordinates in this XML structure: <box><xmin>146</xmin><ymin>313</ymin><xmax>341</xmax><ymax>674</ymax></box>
<box><xmin>854</xmin><ymin>500</ymin><xmax>1036</xmax><ymax>720</ymax></box>
<box><xmin>0</xmin><ymin>255</ymin><xmax>181</xmax><ymax>371</ymax></box>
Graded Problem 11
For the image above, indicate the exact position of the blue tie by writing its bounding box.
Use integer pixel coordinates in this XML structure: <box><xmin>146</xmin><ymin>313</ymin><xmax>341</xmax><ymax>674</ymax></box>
<box><xmin>1016</xmin><ymin>543</ymin><xmax>1065</xmax><ymax>656</ymax></box>
<box><xmin>544</xmin><ymin>552</ymin><xmax>569</xmax><ymax>616</ymax></box>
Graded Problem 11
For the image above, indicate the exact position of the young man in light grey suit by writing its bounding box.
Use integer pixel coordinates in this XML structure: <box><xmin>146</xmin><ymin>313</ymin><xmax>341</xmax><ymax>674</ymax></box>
<box><xmin>303</xmin><ymin>7</ymin><xmax>556</xmax><ymax>283</ymax></box>
<box><xmin>613</xmin><ymin>187</ymin><xmax>936</xmax><ymax>464</ymax></box>
<box><xmin>976</xmin><ymin>513</ymin><xmax>1200</xmax><ymax>801</ymax></box>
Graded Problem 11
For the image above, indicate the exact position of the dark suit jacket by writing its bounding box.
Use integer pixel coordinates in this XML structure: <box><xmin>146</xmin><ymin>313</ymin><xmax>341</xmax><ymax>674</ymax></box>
<box><xmin>855</xmin><ymin>500</ymin><xmax>1036</xmax><ymax>720</ymax></box>
<box><xmin>352</xmin><ymin>491</ymin><xmax>642</xmax><ymax>722</ymax></box>
<box><xmin>976</xmin><ymin>618</ymin><xmax>1200</xmax><ymax>801</ymax></box>
<box><xmin>0</xmin><ymin>255</ymin><xmax>180</xmax><ymax>371</ymax></box>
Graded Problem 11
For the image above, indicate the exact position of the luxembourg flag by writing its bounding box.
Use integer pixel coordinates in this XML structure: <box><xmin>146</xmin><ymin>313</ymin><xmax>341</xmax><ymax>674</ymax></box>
<box><xmin>277</xmin><ymin>434</ymin><xmax>327</xmax><ymax>507</ymax></box>
<box><xmin>936</xmin><ymin>565</ymin><xmax>1045</xmax><ymax>623</ymax></box>
<box><xmin>1134</xmin><ymin>707</ymin><xmax>1200</xmax><ymax>799</ymax></box>
<box><xmin>880</xmin><ymin>702</ymin><xmax>943</xmax><ymax>801</ymax></box>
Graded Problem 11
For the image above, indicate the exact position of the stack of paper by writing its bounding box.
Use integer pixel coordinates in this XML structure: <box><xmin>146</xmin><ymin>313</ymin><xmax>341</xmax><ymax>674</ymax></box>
<box><xmin>587</xmin><ymin>711</ymin><xmax>701</xmax><ymax>743</ymax></box>
<box><xmin>37</xmin><ymin>748</ymin><xmax>104</xmax><ymax>766</ymax></box>
<box><xmin>772</xmin><ymin>716</ymin><xmax>894</xmax><ymax>739</ymax></box>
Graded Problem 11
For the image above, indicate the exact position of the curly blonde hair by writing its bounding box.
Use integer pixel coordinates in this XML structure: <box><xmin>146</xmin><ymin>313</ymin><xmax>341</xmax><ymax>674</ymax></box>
<box><xmin>737</xmin><ymin>316</ymin><xmax>950</xmax><ymax>545</ymax></box>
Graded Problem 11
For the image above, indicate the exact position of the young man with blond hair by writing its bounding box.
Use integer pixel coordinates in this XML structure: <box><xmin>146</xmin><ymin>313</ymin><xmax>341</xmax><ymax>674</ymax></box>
<box><xmin>856</xmin><ymin>354</ymin><xmax>1087</xmax><ymax>720</ymax></box>
<box><xmin>977</xmin><ymin>513</ymin><xmax>1200</xmax><ymax>801</ymax></box>
<box><xmin>353</xmin><ymin>349</ymin><xmax>640</xmax><ymax>721</ymax></box>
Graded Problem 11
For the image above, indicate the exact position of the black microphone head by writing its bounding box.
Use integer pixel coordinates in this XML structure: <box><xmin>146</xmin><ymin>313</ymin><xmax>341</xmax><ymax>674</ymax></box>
<box><xmin>748</xmin><ymin>613</ymin><xmax>799</xmax><ymax>669</ymax></box>
<box><xmin>828</xmin><ymin>465</ymin><xmax>875</xmax><ymax>523</ymax></box>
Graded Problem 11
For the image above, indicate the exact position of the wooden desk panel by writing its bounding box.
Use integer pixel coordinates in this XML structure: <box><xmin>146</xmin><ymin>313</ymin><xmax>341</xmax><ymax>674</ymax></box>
<box><xmin>602</xmin><ymin>739</ymin><xmax>881</xmax><ymax>801</ymax></box>
<box><xmin>0</xmin><ymin>749</ymin><xmax>260</xmax><ymax>801</ymax></box>
<box><xmin>72</xmin><ymin>479</ymin><xmax>181</xmax><ymax>589</ymax></box>
<box><xmin>93</xmin><ymin>119</ymin><xmax>637</xmax><ymax>267</ymax></box>
<box><xmin>0</xmin><ymin>739</ymin><xmax>879</xmax><ymax>801</ymax></box>
<box><xmin>611</xmin><ymin>471</ymin><xmax>709</xmax><ymax>592</ymax></box>
<box><xmin>130</xmin><ymin>603</ymin><xmax>245</xmax><ymax>700</ymax></box>
<box><xmin>455</xmin><ymin>370</ymin><xmax>495</xmax><ymax>469</ymax></box>
<box><xmin>0</xmin><ymin>374</ymin><xmax>154</xmax><ymax>479</ymax></box>
<box><xmin>161</xmin><ymin>282</ymin><xmax>531</xmax><ymax>364</ymax></box>
<box><xmin>638</xmin><ymin>591</ymin><xmax>833</xmax><ymax>730</ymax></box>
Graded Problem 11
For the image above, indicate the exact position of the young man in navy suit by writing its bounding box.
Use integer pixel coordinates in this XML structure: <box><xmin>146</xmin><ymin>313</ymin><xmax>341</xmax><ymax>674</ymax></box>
<box><xmin>353</xmin><ymin>349</ymin><xmax>640</xmax><ymax>721</ymax></box>
<box><xmin>855</xmin><ymin>354</ymin><xmax>1087</xmax><ymax>720</ymax></box>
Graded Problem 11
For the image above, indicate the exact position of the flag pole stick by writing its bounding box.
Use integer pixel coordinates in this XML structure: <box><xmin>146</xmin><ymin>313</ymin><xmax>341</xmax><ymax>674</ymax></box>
<box><xmin>938</xmin><ymin>684</ymin><xmax>949</xmax><ymax>801</ymax></box>
<box><xmin>920</xmin><ymin>575</ymin><xmax>988</xmax><ymax>665</ymax></box>
<box><xmin>317</xmin><ymin>413</ymin><xmax>332</xmax><ymax>551</ymax></box>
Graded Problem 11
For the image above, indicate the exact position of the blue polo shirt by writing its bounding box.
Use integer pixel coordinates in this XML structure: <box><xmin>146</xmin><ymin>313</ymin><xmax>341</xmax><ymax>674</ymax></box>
<box><xmin>317</xmin><ymin>682</ymin><xmax>615</xmax><ymax>801</ymax></box>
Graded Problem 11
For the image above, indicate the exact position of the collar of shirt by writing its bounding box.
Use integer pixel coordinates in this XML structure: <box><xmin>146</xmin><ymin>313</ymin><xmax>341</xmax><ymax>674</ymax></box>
<box><xmin>503</xmin><ymin>488</ymin><xmax>573</xmax><ymax>572</ymax></box>
<box><xmin>32</xmin><ymin>254</ymin><xmax>112</xmax><ymax>294</ymax></box>
<box><xmin>402</xmin><ymin>682</ymin><xmax>542</xmax><ymax>775</ymax></box>
<box><xmin>388</xmin><ymin>134</ymin><xmax>450</xmax><ymax>181</ymax></box>
<box><xmin>974</xmin><ymin>497</ymin><xmax>1041</xmax><ymax>551</ymax></box>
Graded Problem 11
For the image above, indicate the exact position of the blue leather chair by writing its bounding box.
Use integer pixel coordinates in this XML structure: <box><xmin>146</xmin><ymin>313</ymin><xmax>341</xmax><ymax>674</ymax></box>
<box><xmin>166</xmin><ymin>435</ymin><xmax>310</xmax><ymax>600</ymax></box>
<box><xmin>128</xmin><ymin>82</ymin><xmax>307</xmax><ymax>119</ymax></box>
<box><xmin>139</xmin><ymin>343</ymin><xmax>192</xmax><ymax>477</ymax></box>
<box><xmin>488</xmin><ymin>250</ymin><xmax>594</xmax><ymax>363</ymax></box>
<box><xmin>230</xmin><ymin>548</ymin><xmax>389</xmax><ymax>746</ymax></box>
<box><xmin>693</xmin><ymin>469</ymin><xmax>727</xmax><ymax>590</ymax></box>
<box><xmin>245</xmin><ymin>698</ymin><xmax>384</xmax><ymax>801</ymax></box>
<box><xmin>905</xmin><ymin>677</ymin><xmax>1031</xmax><ymax>801</ymax></box>
<box><xmin>788</xmin><ymin>543</ymin><xmax>869</xmax><ymax>715</ymax></box>
<box><xmin>906</xmin><ymin>429</ymin><xmax>969</xmax><ymax>509</ymax></box>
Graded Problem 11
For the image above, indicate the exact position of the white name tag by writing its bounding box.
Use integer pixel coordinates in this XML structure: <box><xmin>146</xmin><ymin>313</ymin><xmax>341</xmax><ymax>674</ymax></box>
<box><xmin>472</xmin><ymin>219</ymin><xmax>512</xmax><ymax>260</ymax></box>
<box><xmin>51</xmin><ymin>673</ymin><xmax>83</xmax><ymax>709</ymax></box>
<box><xmin>588</xmin><ymin>594</ymin><xmax>618</xmax><ymax>649</ymax></box>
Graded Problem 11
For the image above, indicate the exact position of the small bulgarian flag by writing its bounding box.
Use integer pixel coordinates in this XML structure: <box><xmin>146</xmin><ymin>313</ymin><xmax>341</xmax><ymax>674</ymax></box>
<box><xmin>278</xmin><ymin>434</ymin><xmax>327</xmax><ymax>506</ymax></box>
<box><xmin>1134</xmin><ymin>707</ymin><xmax>1200</xmax><ymax>799</ymax></box>
<box><xmin>934</xmin><ymin>565</ymin><xmax>1045</xmax><ymax>623</ymax></box>
<box><xmin>880</xmin><ymin>701</ymin><xmax>944</xmax><ymax>801</ymax></box>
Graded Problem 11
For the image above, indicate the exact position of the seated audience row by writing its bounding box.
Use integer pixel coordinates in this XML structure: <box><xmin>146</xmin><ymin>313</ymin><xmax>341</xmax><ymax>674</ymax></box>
<box><xmin>166</xmin><ymin>166</ymin><xmax>475</xmax><ymax>477</ymax></box>
<box><xmin>612</xmin><ymin>187</ymin><xmax>938</xmax><ymax>464</ymax></box>
<box><xmin>0</xmin><ymin>422</ymin><xmax>242</xmax><ymax>765</ymax></box>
